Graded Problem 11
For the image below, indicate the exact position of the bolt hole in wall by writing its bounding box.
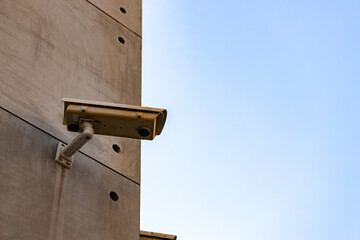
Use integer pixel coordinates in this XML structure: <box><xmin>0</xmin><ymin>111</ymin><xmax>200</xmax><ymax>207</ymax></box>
<box><xmin>120</xmin><ymin>7</ymin><xmax>126</xmax><ymax>14</ymax></box>
<box><xmin>112</xmin><ymin>144</ymin><xmax>121</xmax><ymax>153</ymax></box>
<box><xmin>118</xmin><ymin>37</ymin><xmax>125</xmax><ymax>44</ymax></box>
<box><xmin>109</xmin><ymin>191</ymin><xmax>119</xmax><ymax>201</ymax></box>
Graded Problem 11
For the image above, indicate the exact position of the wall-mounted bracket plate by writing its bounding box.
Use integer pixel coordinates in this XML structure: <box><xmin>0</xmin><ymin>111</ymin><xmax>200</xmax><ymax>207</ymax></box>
<box><xmin>55</xmin><ymin>142</ymin><xmax>73</xmax><ymax>169</ymax></box>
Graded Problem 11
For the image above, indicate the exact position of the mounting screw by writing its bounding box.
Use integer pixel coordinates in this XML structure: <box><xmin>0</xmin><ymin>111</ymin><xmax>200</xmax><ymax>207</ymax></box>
<box><xmin>66</xmin><ymin>160</ymin><xmax>71</xmax><ymax>165</ymax></box>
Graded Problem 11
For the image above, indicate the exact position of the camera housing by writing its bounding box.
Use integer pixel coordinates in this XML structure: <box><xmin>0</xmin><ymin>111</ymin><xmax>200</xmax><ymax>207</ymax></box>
<box><xmin>56</xmin><ymin>98</ymin><xmax>167</xmax><ymax>169</ymax></box>
<box><xmin>62</xmin><ymin>98</ymin><xmax>167</xmax><ymax>140</ymax></box>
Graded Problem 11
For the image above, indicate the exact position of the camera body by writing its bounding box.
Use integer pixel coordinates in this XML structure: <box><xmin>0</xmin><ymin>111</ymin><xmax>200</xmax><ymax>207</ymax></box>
<box><xmin>62</xmin><ymin>98</ymin><xmax>167</xmax><ymax>140</ymax></box>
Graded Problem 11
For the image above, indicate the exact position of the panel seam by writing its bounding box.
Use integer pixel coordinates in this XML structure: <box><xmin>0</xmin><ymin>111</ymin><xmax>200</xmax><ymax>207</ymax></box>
<box><xmin>0</xmin><ymin>106</ymin><xmax>140</xmax><ymax>186</ymax></box>
<box><xmin>85</xmin><ymin>0</ymin><xmax>142</xmax><ymax>38</ymax></box>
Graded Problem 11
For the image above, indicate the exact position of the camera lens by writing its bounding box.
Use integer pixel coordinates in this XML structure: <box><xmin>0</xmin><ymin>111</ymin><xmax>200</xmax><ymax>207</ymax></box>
<box><xmin>138</xmin><ymin>127</ymin><xmax>150</xmax><ymax>137</ymax></box>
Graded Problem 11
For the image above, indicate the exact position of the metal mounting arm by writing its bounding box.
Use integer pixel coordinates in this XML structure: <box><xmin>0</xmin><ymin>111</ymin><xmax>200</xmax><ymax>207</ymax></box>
<box><xmin>55</xmin><ymin>119</ymin><xmax>94</xmax><ymax>168</ymax></box>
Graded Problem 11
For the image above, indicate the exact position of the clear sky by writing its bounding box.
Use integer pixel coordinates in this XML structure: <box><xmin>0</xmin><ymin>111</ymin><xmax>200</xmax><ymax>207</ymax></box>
<box><xmin>140</xmin><ymin>1</ymin><xmax>360</xmax><ymax>239</ymax></box>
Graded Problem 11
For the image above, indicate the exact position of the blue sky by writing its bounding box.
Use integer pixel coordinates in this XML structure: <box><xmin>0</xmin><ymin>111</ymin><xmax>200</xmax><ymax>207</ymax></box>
<box><xmin>140</xmin><ymin>1</ymin><xmax>360</xmax><ymax>239</ymax></box>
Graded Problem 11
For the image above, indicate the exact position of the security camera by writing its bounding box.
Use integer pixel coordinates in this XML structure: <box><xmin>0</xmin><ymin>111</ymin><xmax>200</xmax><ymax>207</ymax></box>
<box><xmin>62</xmin><ymin>98</ymin><xmax>167</xmax><ymax>140</ymax></box>
<box><xmin>55</xmin><ymin>98</ymin><xmax>167</xmax><ymax>168</ymax></box>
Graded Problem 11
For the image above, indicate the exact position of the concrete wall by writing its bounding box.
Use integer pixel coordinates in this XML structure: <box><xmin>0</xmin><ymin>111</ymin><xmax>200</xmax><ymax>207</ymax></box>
<box><xmin>0</xmin><ymin>0</ymin><xmax>142</xmax><ymax>239</ymax></box>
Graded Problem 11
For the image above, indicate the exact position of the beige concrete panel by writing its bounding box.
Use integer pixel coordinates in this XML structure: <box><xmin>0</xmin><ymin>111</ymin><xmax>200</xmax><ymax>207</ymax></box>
<box><xmin>86</xmin><ymin>0</ymin><xmax>142</xmax><ymax>37</ymax></box>
<box><xmin>0</xmin><ymin>108</ymin><xmax>140</xmax><ymax>240</ymax></box>
<box><xmin>0</xmin><ymin>0</ymin><xmax>141</xmax><ymax>183</ymax></box>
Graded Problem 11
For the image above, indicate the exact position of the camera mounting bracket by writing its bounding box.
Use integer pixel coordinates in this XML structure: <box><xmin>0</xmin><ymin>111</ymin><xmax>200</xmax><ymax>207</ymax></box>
<box><xmin>55</xmin><ymin>119</ymin><xmax>94</xmax><ymax>168</ymax></box>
